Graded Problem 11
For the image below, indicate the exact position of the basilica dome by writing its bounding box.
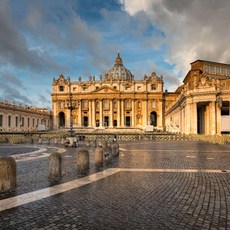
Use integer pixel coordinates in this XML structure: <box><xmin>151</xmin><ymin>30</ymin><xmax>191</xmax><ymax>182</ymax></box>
<box><xmin>105</xmin><ymin>53</ymin><xmax>133</xmax><ymax>81</ymax></box>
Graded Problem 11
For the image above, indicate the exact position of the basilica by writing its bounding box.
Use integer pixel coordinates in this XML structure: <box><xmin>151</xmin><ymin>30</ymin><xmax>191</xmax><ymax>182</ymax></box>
<box><xmin>52</xmin><ymin>53</ymin><xmax>230</xmax><ymax>135</ymax></box>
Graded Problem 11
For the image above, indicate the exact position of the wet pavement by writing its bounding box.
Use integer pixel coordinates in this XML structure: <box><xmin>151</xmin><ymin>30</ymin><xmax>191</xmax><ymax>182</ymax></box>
<box><xmin>0</xmin><ymin>140</ymin><xmax>230</xmax><ymax>229</ymax></box>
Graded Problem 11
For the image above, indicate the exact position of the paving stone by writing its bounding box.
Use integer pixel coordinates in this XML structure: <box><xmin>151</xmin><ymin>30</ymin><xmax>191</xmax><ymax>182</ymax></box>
<box><xmin>0</xmin><ymin>141</ymin><xmax>229</xmax><ymax>229</ymax></box>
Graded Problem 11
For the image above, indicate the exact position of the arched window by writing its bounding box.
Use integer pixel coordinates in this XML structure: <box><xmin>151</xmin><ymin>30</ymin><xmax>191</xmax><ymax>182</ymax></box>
<box><xmin>150</xmin><ymin>111</ymin><xmax>157</xmax><ymax>127</ymax></box>
<box><xmin>59</xmin><ymin>112</ymin><xmax>65</xmax><ymax>127</ymax></box>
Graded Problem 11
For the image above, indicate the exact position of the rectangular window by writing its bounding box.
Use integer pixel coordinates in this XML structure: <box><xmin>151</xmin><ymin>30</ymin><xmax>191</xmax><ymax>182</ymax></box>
<box><xmin>21</xmin><ymin>117</ymin><xmax>24</xmax><ymax>127</ymax></box>
<box><xmin>221</xmin><ymin>101</ymin><xmax>230</xmax><ymax>116</ymax></box>
<box><xmin>221</xmin><ymin>67</ymin><xmax>226</xmax><ymax>75</ymax></box>
<box><xmin>227</xmin><ymin>68</ymin><xmax>230</xmax><ymax>76</ymax></box>
<box><xmin>204</xmin><ymin>65</ymin><xmax>209</xmax><ymax>73</ymax></box>
<box><xmin>0</xmin><ymin>115</ymin><xmax>3</xmax><ymax>126</ymax></box>
<box><xmin>28</xmin><ymin>118</ymin><xmax>30</xmax><ymax>127</ymax></box>
<box><xmin>210</xmin><ymin>66</ymin><xmax>215</xmax><ymax>74</ymax></box>
<box><xmin>59</xmin><ymin>86</ymin><xmax>64</xmax><ymax>91</ymax></box>
<box><xmin>151</xmin><ymin>84</ymin><xmax>157</xmax><ymax>90</ymax></box>
<box><xmin>8</xmin><ymin>116</ymin><xmax>11</xmax><ymax>127</ymax></box>
<box><xmin>33</xmin><ymin>118</ymin><xmax>35</xmax><ymax>127</ymax></box>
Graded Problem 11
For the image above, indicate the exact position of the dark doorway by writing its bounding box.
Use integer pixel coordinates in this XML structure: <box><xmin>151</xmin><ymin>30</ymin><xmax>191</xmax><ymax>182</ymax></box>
<box><xmin>96</xmin><ymin>119</ymin><xmax>100</xmax><ymax>127</ymax></box>
<box><xmin>197</xmin><ymin>105</ymin><xmax>206</xmax><ymax>134</ymax></box>
<box><xmin>221</xmin><ymin>101</ymin><xmax>230</xmax><ymax>115</ymax></box>
<box><xmin>59</xmin><ymin>112</ymin><xmax>65</xmax><ymax>127</ymax></box>
<box><xmin>113</xmin><ymin>119</ymin><xmax>117</xmax><ymax>127</ymax></box>
<box><xmin>125</xmin><ymin>116</ymin><xmax>131</xmax><ymax>127</ymax></box>
<box><xmin>104</xmin><ymin>116</ymin><xmax>109</xmax><ymax>127</ymax></box>
<box><xmin>150</xmin><ymin>111</ymin><xmax>157</xmax><ymax>126</ymax></box>
<box><xmin>83</xmin><ymin>116</ymin><xmax>88</xmax><ymax>127</ymax></box>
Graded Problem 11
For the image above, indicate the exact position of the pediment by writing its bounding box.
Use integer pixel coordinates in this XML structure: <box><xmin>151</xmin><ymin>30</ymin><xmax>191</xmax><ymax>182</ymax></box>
<box><xmin>92</xmin><ymin>85</ymin><xmax>119</xmax><ymax>93</ymax></box>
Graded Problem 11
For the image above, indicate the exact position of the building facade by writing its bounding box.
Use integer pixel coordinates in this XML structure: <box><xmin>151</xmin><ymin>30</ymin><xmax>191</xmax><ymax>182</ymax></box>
<box><xmin>0</xmin><ymin>99</ymin><xmax>52</xmax><ymax>132</ymax></box>
<box><xmin>165</xmin><ymin>60</ymin><xmax>230</xmax><ymax>134</ymax></box>
<box><xmin>52</xmin><ymin>55</ymin><xmax>230</xmax><ymax>135</ymax></box>
<box><xmin>52</xmin><ymin>53</ymin><xmax>174</xmax><ymax>130</ymax></box>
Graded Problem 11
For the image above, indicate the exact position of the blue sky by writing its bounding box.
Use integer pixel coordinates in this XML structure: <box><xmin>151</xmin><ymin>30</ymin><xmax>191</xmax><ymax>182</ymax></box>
<box><xmin>0</xmin><ymin>0</ymin><xmax>230</xmax><ymax>109</ymax></box>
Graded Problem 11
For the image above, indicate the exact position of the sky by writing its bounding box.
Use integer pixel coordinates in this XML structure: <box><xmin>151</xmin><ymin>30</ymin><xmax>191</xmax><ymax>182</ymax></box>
<box><xmin>0</xmin><ymin>0</ymin><xmax>230</xmax><ymax>109</ymax></box>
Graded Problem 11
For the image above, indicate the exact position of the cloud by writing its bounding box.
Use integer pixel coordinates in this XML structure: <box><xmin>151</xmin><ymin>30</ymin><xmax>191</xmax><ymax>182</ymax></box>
<box><xmin>0</xmin><ymin>71</ymin><xmax>32</xmax><ymax>104</ymax></box>
<box><xmin>121</xmin><ymin>0</ymin><xmax>230</xmax><ymax>80</ymax></box>
<box><xmin>0</xmin><ymin>1</ymin><xmax>66</xmax><ymax>73</ymax></box>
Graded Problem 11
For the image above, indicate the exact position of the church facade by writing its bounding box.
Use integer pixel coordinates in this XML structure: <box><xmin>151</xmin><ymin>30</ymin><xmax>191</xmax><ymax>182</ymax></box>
<box><xmin>52</xmin><ymin>53</ymin><xmax>177</xmax><ymax>130</ymax></box>
<box><xmin>52</xmin><ymin>54</ymin><xmax>230</xmax><ymax>135</ymax></box>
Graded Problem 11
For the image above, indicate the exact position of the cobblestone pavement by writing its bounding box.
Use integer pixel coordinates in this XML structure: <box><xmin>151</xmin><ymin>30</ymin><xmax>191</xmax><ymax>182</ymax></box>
<box><xmin>0</xmin><ymin>140</ymin><xmax>230</xmax><ymax>229</ymax></box>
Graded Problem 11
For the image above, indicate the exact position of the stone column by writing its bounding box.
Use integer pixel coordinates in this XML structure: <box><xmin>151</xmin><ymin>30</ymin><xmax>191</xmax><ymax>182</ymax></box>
<box><xmin>121</xmin><ymin>99</ymin><xmax>124</xmax><ymax>127</ymax></box>
<box><xmin>158</xmin><ymin>99</ymin><xmax>163</xmax><ymax>129</ymax></box>
<box><xmin>92</xmin><ymin>99</ymin><xmax>96</xmax><ymax>127</ymax></box>
<box><xmin>185</xmin><ymin>102</ymin><xmax>191</xmax><ymax>134</ymax></box>
<box><xmin>109</xmin><ymin>100</ymin><xmax>113</xmax><ymax>127</ymax></box>
<box><xmin>142</xmin><ymin>100</ymin><xmax>147</xmax><ymax>126</ymax></box>
<box><xmin>216</xmin><ymin>103</ymin><xmax>221</xmax><ymax>135</ymax></box>
<box><xmin>210</xmin><ymin>101</ymin><xmax>216</xmax><ymax>135</ymax></box>
<box><xmin>191</xmin><ymin>102</ymin><xmax>197</xmax><ymax>134</ymax></box>
<box><xmin>132</xmin><ymin>100</ymin><xmax>135</xmax><ymax>127</ymax></box>
<box><xmin>99</xmin><ymin>99</ymin><xmax>103</xmax><ymax>127</ymax></box>
<box><xmin>78</xmin><ymin>100</ymin><xmax>82</xmax><ymax>127</ymax></box>
<box><xmin>53</xmin><ymin>101</ymin><xmax>58</xmax><ymax>129</ymax></box>
<box><xmin>117</xmin><ymin>99</ymin><xmax>121</xmax><ymax>127</ymax></box>
<box><xmin>88</xmin><ymin>99</ymin><xmax>92</xmax><ymax>127</ymax></box>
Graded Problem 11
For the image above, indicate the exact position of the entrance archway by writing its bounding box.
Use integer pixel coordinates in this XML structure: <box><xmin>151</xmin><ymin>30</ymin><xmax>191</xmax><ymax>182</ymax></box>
<box><xmin>197</xmin><ymin>104</ymin><xmax>206</xmax><ymax>134</ymax></box>
<box><xmin>83</xmin><ymin>116</ymin><xmax>88</xmax><ymax>127</ymax></box>
<box><xmin>104</xmin><ymin>116</ymin><xmax>109</xmax><ymax>127</ymax></box>
<box><xmin>113</xmin><ymin>119</ymin><xmax>117</xmax><ymax>127</ymax></box>
<box><xmin>150</xmin><ymin>111</ymin><xmax>157</xmax><ymax>126</ymax></box>
<box><xmin>58</xmin><ymin>112</ymin><xmax>65</xmax><ymax>128</ymax></box>
<box><xmin>125</xmin><ymin>116</ymin><xmax>131</xmax><ymax>127</ymax></box>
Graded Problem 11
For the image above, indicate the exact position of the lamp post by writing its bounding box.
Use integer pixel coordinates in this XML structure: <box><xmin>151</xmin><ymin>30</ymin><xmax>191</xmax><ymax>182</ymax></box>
<box><xmin>66</xmin><ymin>93</ymin><xmax>77</xmax><ymax>137</ymax></box>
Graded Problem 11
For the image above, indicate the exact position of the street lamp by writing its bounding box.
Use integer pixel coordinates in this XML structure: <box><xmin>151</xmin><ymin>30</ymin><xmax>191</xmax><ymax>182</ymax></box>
<box><xmin>65</xmin><ymin>94</ymin><xmax>77</xmax><ymax>137</ymax></box>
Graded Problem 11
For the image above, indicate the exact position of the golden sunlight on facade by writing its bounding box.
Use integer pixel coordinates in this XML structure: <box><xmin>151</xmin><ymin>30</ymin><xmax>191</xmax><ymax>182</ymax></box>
<box><xmin>165</xmin><ymin>60</ymin><xmax>230</xmax><ymax>135</ymax></box>
<box><xmin>52</xmin><ymin>53</ymin><xmax>175</xmax><ymax>131</ymax></box>
<box><xmin>52</xmin><ymin>54</ymin><xmax>230</xmax><ymax>135</ymax></box>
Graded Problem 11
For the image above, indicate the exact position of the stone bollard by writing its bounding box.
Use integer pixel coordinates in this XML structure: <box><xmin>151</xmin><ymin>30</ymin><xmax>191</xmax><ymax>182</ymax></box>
<box><xmin>111</xmin><ymin>142</ymin><xmax>119</xmax><ymax>157</ymax></box>
<box><xmin>0</xmin><ymin>157</ymin><xmax>17</xmax><ymax>192</ymax></box>
<box><xmin>104</xmin><ymin>146</ymin><xmax>113</xmax><ymax>163</ymax></box>
<box><xmin>77</xmin><ymin>150</ymin><xmax>89</xmax><ymax>173</ymax></box>
<box><xmin>49</xmin><ymin>152</ymin><xmax>62</xmax><ymax>180</ymax></box>
<box><xmin>95</xmin><ymin>147</ymin><xmax>104</xmax><ymax>167</ymax></box>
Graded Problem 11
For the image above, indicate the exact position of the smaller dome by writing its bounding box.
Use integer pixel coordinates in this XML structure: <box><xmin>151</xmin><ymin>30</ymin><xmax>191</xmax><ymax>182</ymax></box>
<box><xmin>105</xmin><ymin>53</ymin><xmax>133</xmax><ymax>81</ymax></box>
